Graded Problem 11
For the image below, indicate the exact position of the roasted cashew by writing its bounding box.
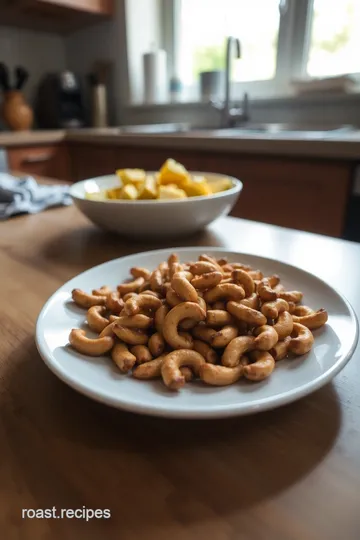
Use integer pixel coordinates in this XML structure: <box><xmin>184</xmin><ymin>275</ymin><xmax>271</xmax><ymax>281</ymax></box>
<box><xmin>113</xmin><ymin>324</ymin><xmax>148</xmax><ymax>345</ymax></box>
<box><xmin>216</xmin><ymin>257</ymin><xmax>228</xmax><ymax>266</ymax></box>
<box><xmin>288</xmin><ymin>323</ymin><xmax>314</xmax><ymax>355</ymax></box>
<box><xmin>227</xmin><ymin>301</ymin><xmax>267</xmax><ymax>327</ymax></box>
<box><xmin>293</xmin><ymin>305</ymin><xmax>314</xmax><ymax>317</ymax></box>
<box><xmin>247</xmin><ymin>270</ymin><xmax>264</xmax><ymax>280</ymax></box>
<box><xmin>72</xmin><ymin>288</ymin><xmax>106</xmax><ymax>308</ymax></box>
<box><xmin>179</xmin><ymin>318</ymin><xmax>198</xmax><ymax>330</ymax></box>
<box><xmin>166</xmin><ymin>287</ymin><xmax>183</xmax><ymax>307</ymax></box>
<box><xmin>168</xmin><ymin>252</ymin><xmax>179</xmax><ymax>266</ymax></box>
<box><xmin>86</xmin><ymin>306</ymin><xmax>109</xmax><ymax>333</ymax></box>
<box><xmin>200</xmin><ymin>363</ymin><xmax>244</xmax><ymax>386</ymax></box>
<box><xmin>112</xmin><ymin>342</ymin><xmax>136</xmax><ymax>372</ymax></box>
<box><xmin>267</xmin><ymin>274</ymin><xmax>280</xmax><ymax>287</ymax></box>
<box><xmin>240</xmin><ymin>293</ymin><xmax>259</xmax><ymax>310</ymax></box>
<box><xmin>181</xmin><ymin>366</ymin><xmax>194</xmax><ymax>382</ymax></box>
<box><xmin>192</xmin><ymin>324</ymin><xmax>217</xmax><ymax>344</ymax></box>
<box><xmin>273</xmin><ymin>311</ymin><xmax>294</xmax><ymax>339</ymax></box>
<box><xmin>190</xmin><ymin>261</ymin><xmax>218</xmax><ymax>275</ymax></box>
<box><xmin>92</xmin><ymin>285</ymin><xmax>112</xmax><ymax>297</ymax></box>
<box><xmin>123</xmin><ymin>292</ymin><xmax>138</xmax><ymax>302</ymax></box>
<box><xmin>206</xmin><ymin>310</ymin><xmax>234</xmax><ymax>327</ymax></box>
<box><xmin>191</xmin><ymin>271</ymin><xmax>222</xmax><ymax>290</ymax></box>
<box><xmin>274</xmin><ymin>283</ymin><xmax>285</xmax><ymax>294</ymax></box>
<box><xmin>118</xmin><ymin>277</ymin><xmax>145</xmax><ymax>296</ymax></box>
<box><xmin>171</xmin><ymin>272</ymin><xmax>198</xmax><ymax>303</ymax></box>
<box><xmin>221</xmin><ymin>335</ymin><xmax>255</xmax><ymax>367</ymax></box>
<box><xmin>261</xmin><ymin>298</ymin><xmax>289</xmax><ymax>319</ymax></box>
<box><xmin>212</xmin><ymin>325</ymin><xmax>238</xmax><ymax>348</ymax></box>
<box><xmin>130</xmin><ymin>344</ymin><xmax>152</xmax><ymax>364</ymax></box>
<box><xmin>140</xmin><ymin>290</ymin><xmax>161</xmax><ymax>298</ymax></box>
<box><xmin>169</xmin><ymin>262</ymin><xmax>182</xmax><ymax>279</ymax></box>
<box><xmin>270</xmin><ymin>336</ymin><xmax>291</xmax><ymax>361</ymax></box>
<box><xmin>163</xmin><ymin>302</ymin><xmax>205</xmax><ymax>349</ymax></box>
<box><xmin>161</xmin><ymin>350</ymin><xmax>205</xmax><ymax>390</ymax></box>
<box><xmin>105</xmin><ymin>292</ymin><xmax>124</xmax><ymax>314</ymax></box>
<box><xmin>150</xmin><ymin>269</ymin><xmax>165</xmax><ymax>294</ymax></box>
<box><xmin>130</xmin><ymin>267</ymin><xmax>151</xmax><ymax>280</ymax></box>
<box><xmin>116</xmin><ymin>314</ymin><xmax>153</xmax><ymax>329</ymax></box>
<box><xmin>69</xmin><ymin>329</ymin><xmax>114</xmax><ymax>356</ymax></box>
<box><xmin>124</xmin><ymin>294</ymin><xmax>162</xmax><ymax>316</ymax></box>
<box><xmin>254</xmin><ymin>325</ymin><xmax>279</xmax><ymax>351</ymax></box>
<box><xmin>204</xmin><ymin>283</ymin><xmax>245</xmax><ymax>304</ymax></box>
<box><xmin>199</xmin><ymin>254</ymin><xmax>224</xmax><ymax>273</ymax></box>
<box><xmin>109</xmin><ymin>315</ymin><xmax>120</xmax><ymax>323</ymax></box>
<box><xmin>148</xmin><ymin>332</ymin><xmax>165</xmax><ymax>357</ymax></box>
<box><xmin>232</xmin><ymin>269</ymin><xmax>255</xmax><ymax>297</ymax></box>
<box><xmin>99</xmin><ymin>321</ymin><xmax>116</xmax><ymax>337</ymax></box>
<box><xmin>257</xmin><ymin>278</ymin><xmax>278</xmax><ymax>302</ymax></box>
<box><xmin>244</xmin><ymin>351</ymin><xmax>275</xmax><ymax>381</ymax></box>
<box><xmin>155</xmin><ymin>304</ymin><xmax>169</xmax><ymax>334</ymax></box>
<box><xmin>133</xmin><ymin>356</ymin><xmax>165</xmax><ymax>379</ymax></box>
<box><xmin>193</xmin><ymin>340</ymin><xmax>218</xmax><ymax>364</ymax></box>
<box><xmin>138</xmin><ymin>281</ymin><xmax>151</xmax><ymax>293</ymax></box>
<box><xmin>213</xmin><ymin>300</ymin><xmax>226</xmax><ymax>310</ymax></box>
<box><xmin>279</xmin><ymin>290</ymin><xmax>303</xmax><ymax>304</ymax></box>
<box><xmin>292</xmin><ymin>308</ymin><xmax>328</xmax><ymax>330</ymax></box>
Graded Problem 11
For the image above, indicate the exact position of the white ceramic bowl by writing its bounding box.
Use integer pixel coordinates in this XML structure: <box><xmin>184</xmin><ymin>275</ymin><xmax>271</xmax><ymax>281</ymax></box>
<box><xmin>69</xmin><ymin>173</ymin><xmax>242</xmax><ymax>237</ymax></box>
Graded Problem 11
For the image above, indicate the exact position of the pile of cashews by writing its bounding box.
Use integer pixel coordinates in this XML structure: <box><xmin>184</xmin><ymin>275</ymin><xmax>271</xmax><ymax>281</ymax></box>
<box><xmin>68</xmin><ymin>253</ymin><xmax>328</xmax><ymax>391</ymax></box>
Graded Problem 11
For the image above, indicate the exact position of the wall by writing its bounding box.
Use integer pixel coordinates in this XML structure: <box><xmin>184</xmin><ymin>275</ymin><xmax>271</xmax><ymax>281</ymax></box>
<box><xmin>0</xmin><ymin>25</ymin><xmax>66</xmax><ymax>110</ymax></box>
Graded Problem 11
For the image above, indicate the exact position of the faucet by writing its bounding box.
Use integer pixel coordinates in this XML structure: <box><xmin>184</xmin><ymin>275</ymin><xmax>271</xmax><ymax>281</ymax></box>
<box><xmin>211</xmin><ymin>36</ymin><xmax>249</xmax><ymax>128</ymax></box>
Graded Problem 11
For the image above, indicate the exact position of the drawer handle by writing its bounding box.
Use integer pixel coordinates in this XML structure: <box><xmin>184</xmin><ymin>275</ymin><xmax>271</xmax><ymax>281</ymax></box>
<box><xmin>21</xmin><ymin>153</ymin><xmax>52</xmax><ymax>164</ymax></box>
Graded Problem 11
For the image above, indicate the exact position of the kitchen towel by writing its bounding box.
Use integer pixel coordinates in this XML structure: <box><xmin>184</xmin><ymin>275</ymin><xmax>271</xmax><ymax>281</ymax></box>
<box><xmin>0</xmin><ymin>173</ymin><xmax>72</xmax><ymax>219</ymax></box>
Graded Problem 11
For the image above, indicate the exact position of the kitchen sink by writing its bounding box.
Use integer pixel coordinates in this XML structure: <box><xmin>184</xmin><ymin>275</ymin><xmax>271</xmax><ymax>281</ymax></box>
<box><xmin>203</xmin><ymin>123</ymin><xmax>357</xmax><ymax>137</ymax></box>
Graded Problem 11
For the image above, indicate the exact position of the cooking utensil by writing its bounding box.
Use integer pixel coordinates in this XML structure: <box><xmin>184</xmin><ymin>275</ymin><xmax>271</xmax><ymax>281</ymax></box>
<box><xmin>14</xmin><ymin>66</ymin><xmax>29</xmax><ymax>91</ymax></box>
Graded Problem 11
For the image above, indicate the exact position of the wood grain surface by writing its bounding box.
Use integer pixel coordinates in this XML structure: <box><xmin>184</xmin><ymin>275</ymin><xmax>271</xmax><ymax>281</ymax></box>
<box><xmin>1</xmin><ymin>200</ymin><xmax>360</xmax><ymax>540</ymax></box>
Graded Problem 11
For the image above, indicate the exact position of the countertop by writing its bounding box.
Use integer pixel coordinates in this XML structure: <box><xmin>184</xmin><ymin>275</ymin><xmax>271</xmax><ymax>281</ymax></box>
<box><xmin>2</xmin><ymin>127</ymin><xmax>360</xmax><ymax>159</ymax></box>
<box><xmin>1</xmin><ymin>190</ymin><xmax>360</xmax><ymax>539</ymax></box>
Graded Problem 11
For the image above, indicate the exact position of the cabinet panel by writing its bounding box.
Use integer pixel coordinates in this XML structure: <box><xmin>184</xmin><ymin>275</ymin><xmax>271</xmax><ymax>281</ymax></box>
<box><xmin>7</xmin><ymin>144</ymin><xmax>71</xmax><ymax>181</ymax></box>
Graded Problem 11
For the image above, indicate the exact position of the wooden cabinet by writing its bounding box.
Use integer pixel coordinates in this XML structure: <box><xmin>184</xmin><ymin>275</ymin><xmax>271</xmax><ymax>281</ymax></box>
<box><xmin>7</xmin><ymin>144</ymin><xmax>71</xmax><ymax>181</ymax></box>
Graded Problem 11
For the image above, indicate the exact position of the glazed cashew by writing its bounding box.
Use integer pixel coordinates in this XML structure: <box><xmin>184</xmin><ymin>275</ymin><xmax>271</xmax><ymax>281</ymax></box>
<box><xmin>247</xmin><ymin>270</ymin><xmax>264</xmax><ymax>280</ymax></box>
<box><xmin>92</xmin><ymin>285</ymin><xmax>112</xmax><ymax>297</ymax></box>
<box><xmin>99</xmin><ymin>321</ymin><xmax>116</xmax><ymax>337</ymax></box>
<box><xmin>138</xmin><ymin>281</ymin><xmax>151</xmax><ymax>293</ymax></box>
<box><xmin>240</xmin><ymin>293</ymin><xmax>259</xmax><ymax>310</ymax></box>
<box><xmin>232</xmin><ymin>269</ymin><xmax>255</xmax><ymax>297</ymax></box>
<box><xmin>171</xmin><ymin>272</ymin><xmax>198</xmax><ymax>303</ymax></box>
<box><xmin>140</xmin><ymin>290</ymin><xmax>161</xmax><ymax>298</ymax></box>
<box><xmin>166</xmin><ymin>287</ymin><xmax>183</xmax><ymax>307</ymax></box>
<box><xmin>117</xmin><ymin>277</ymin><xmax>145</xmax><ymax>296</ymax></box>
<box><xmin>130</xmin><ymin>267</ymin><xmax>151</xmax><ymax>280</ymax></box>
<box><xmin>261</xmin><ymin>298</ymin><xmax>289</xmax><ymax>319</ymax></box>
<box><xmin>293</xmin><ymin>305</ymin><xmax>314</xmax><ymax>316</ymax></box>
<box><xmin>124</xmin><ymin>294</ymin><xmax>162</xmax><ymax>316</ymax></box>
<box><xmin>105</xmin><ymin>292</ymin><xmax>124</xmax><ymax>314</ymax></box>
<box><xmin>257</xmin><ymin>278</ymin><xmax>278</xmax><ymax>302</ymax></box>
<box><xmin>200</xmin><ymin>363</ymin><xmax>244</xmax><ymax>386</ymax></box>
<box><xmin>288</xmin><ymin>323</ymin><xmax>314</xmax><ymax>355</ymax></box>
<box><xmin>206</xmin><ymin>310</ymin><xmax>234</xmax><ymax>327</ymax></box>
<box><xmin>192</xmin><ymin>324</ymin><xmax>217</xmax><ymax>344</ymax></box>
<box><xmin>191</xmin><ymin>271</ymin><xmax>222</xmax><ymax>291</ymax></box>
<box><xmin>273</xmin><ymin>311</ymin><xmax>294</xmax><ymax>339</ymax></box>
<box><xmin>180</xmin><ymin>366</ymin><xmax>194</xmax><ymax>382</ymax></box>
<box><xmin>169</xmin><ymin>262</ymin><xmax>182</xmax><ymax>279</ymax></box>
<box><xmin>244</xmin><ymin>351</ymin><xmax>275</xmax><ymax>381</ymax></box>
<box><xmin>130</xmin><ymin>344</ymin><xmax>152</xmax><ymax>364</ymax></box>
<box><xmin>161</xmin><ymin>350</ymin><xmax>205</xmax><ymax>390</ymax></box>
<box><xmin>254</xmin><ymin>325</ymin><xmax>279</xmax><ymax>351</ymax></box>
<box><xmin>278</xmin><ymin>290</ymin><xmax>303</xmax><ymax>304</ymax></box>
<box><xmin>109</xmin><ymin>315</ymin><xmax>120</xmax><ymax>323</ymax></box>
<box><xmin>72</xmin><ymin>288</ymin><xmax>106</xmax><ymax>308</ymax></box>
<box><xmin>163</xmin><ymin>302</ymin><xmax>206</xmax><ymax>349</ymax></box>
<box><xmin>267</xmin><ymin>274</ymin><xmax>280</xmax><ymax>287</ymax></box>
<box><xmin>199</xmin><ymin>254</ymin><xmax>224</xmax><ymax>273</ymax></box>
<box><xmin>113</xmin><ymin>324</ymin><xmax>148</xmax><ymax>345</ymax></box>
<box><xmin>221</xmin><ymin>335</ymin><xmax>255</xmax><ymax>367</ymax></box>
<box><xmin>204</xmin><ymin>283</ymin><xmax>245</xmax><ymax>304</ymax></box>
<box><xmin>168</xmin><ymin>252</ymin><xmax>179</xmax><ymax>266</ymax></box>
<box><xmin>132</xmin><ymin>356</ymin><xmax>165</xmax><ymax>379</ymax></box>
<box><xmin>190</xmin><ymin>261</ymin><xmax>218</xmax><ymax>275</ymax></box>
<box><xmin>150</xmin><ymin>269</ymin><xmax>165</xmax><ymax>294</ymax></box>
<box><xmin>111</xmin><ymin>342</ymin><xmax>136</xmax><ymax>373</ymax></box>
<box><xmin>292</xmin><ymin>308</ymin><xmax>328</xmax><ymax>330</ymax></box>
<box><xmin>270</xmin><ymin>336</ymin><xmax>291</xmax><ymax>361</ymax></box>
<box><xmin>148</xmin><ymin>332</ymin><xmax>165</xmax><ymax>357</ymax></box>
<box><xmin>154</xmin><ymin>304</ymin><xmax>169</xmax><ymax>334</ymax></box>
<box><xmin>116</xmin><ymin>314</ymin><xmax>153</xmax><ymax>329</ymax></box>
<box><xmin>123</xmin><ymin>292</ymin><xmax>138</xmax><ymax>302</ymax></box>
<box><xmin>179</xmin><ymin>318</ymin><xmax>198</xmax><ymax>330</ymax></box>
<box><xmin>212</xmin><ymin>325</ymin><xmax>238</xmax><ymax>348</ymax></box>
<box><xmin>274</xmin><ymin>283</ymin><xmax>285</xmax><ymax>294</ymax></box>
<box><xmin>69</xmin><ymin>329</ymin><xmax>114</xmax><ymax>356</ymax></box>
<box><xmin>193</xmin><ymin>340</ymin><xmax>218</xmax><ymax>364</ymax></box>
<box><xmin>227</xmin><ymin>301</ymin><xmax>267</xmax><ymax>327</ymax></box>
<box><xmin>217</xmin><ymin>257</ymin><xmax>228</xmax><ymax>266</ymax></box>
<box><xmin>86</xmin><ymin>306</ymin><xmax>109</xmax><ymax>333</ymax></box>
<box><xmin>213</xmin><ymin>301</ymin><xmax>226</xmax><ymax>310</ymax></box>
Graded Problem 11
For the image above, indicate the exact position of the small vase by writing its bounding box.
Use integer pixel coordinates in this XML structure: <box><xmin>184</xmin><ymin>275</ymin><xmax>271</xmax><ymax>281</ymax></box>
<box><xmin>2</xmin><ymin>91</ymin><xmax>33</xmax><ymax>131</ymax></box>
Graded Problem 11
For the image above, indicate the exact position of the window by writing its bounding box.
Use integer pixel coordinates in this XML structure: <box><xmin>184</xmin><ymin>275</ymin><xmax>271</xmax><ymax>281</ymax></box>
<box><xmin>163</xmin><ymin>0</ymin><xmax>360</xmax><ymax>100</ymax></box>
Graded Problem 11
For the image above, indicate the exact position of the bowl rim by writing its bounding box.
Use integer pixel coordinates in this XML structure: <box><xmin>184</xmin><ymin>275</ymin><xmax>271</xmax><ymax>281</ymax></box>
<box><xmin>69</xmin><ymin>172</ymin><xmax>243</xmax><ymax>205</ymax></box>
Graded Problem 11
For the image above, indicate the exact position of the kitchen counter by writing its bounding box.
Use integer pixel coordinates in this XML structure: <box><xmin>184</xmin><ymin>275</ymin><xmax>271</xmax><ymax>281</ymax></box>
<box><xmin>2</xmin><ymin>127</ymin><xmax>360</xmax><ymax>160</ymax></box>
<box><xmin>1</xmin><ymin>185</ymin><xmax>360</xmax><ymax>539</ymax></box>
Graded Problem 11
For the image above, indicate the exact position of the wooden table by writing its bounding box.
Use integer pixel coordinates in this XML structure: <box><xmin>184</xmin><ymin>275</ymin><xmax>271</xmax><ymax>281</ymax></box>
<box><xmin>1</xmin><ymin>202</ymin><xmax>360</xmax><ymax>540</ymax></box>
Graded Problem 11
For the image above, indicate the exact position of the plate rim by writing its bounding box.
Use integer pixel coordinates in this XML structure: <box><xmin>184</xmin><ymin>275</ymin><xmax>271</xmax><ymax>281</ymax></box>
<box><xmin>35</xmin><ymin>247</ymin><xmax>359</xmax><ymax>419</ymax></box>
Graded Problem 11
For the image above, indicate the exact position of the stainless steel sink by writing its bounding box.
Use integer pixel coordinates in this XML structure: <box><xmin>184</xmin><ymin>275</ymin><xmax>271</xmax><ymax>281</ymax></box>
<box><xmin>205</xmin><ymin>123</ymin><xmax>357</xmax><ymax>137</ymax></box>
<box><xmin>116</xmin><ymin>123</ymin><xmax>189</xmax><ymax>134</ymax></box>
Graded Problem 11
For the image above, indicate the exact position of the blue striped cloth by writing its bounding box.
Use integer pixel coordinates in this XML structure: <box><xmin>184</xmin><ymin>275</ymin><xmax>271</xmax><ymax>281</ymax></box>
<box><xmin>0</xmin><ymin>173</ymin><xmax>72</xmax><ymax>219</ymax></box>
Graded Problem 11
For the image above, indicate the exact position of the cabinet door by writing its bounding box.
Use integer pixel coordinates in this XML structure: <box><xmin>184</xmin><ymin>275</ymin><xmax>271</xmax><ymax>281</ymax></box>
<box><xmin>70</xmin><ymin>145</ymin><xmax>119</xmax><ymax>181</ymax></box>
<box><xmin>7</xmin><ymin>144</ymin><xmax>71</xmax><ymax>181</ymax></box>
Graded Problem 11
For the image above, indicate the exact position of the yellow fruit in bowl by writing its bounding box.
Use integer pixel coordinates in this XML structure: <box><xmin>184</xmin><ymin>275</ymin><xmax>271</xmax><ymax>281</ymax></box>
<box><xmin>158</xmin><ymin>158</ymin><xmax>191</xmax><ymax>189</ymax></box>
<box><xmin>120</xmin><ymin>184</ymin><xmax>138</xmax><ymax>200</ymax></box>
<box><xmin>209</xmin><ymin>177</ymin><xmax>233</xmax><ymax>194</ymax></box>
<box><xmin>138</xmin><ymin>175</ymin><xmax>157</xmax><ymax>199</ymax></box>
<box><xmin>158</xmin><ymin>185</ymin><xmax>187</xmax><ymax>199</ymax></box>
<box><xmin>116</xmin><ymin>169</ymin><xmax>146</xmax><ymax>187</ymax></box>
<box><xmin>184</xmin><ymin>175</ymin><xmax>212</xmax><ymax>197</ymax></box>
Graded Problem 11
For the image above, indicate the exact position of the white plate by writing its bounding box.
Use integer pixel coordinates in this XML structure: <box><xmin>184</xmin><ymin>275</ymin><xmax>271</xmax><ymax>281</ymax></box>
<box><xmin>36</xmin><ymin>248</ymin><xmax>358</xmax><ymax>419</ymax></box>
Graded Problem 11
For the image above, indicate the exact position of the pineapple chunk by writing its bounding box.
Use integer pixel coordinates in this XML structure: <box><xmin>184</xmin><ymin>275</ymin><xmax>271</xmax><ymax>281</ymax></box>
<box><xmin>105</xmin><ymin>187</ymin><xmax>123</xmax><ymax>199</ymax></box>
<box><xmin>209</xmin><ymin>177</ymin><xmax>233</xmax><ymax>194</ymax></box>
<box><xmin>120</xmin><ymin>184</ymin><xmax>138</xmax><ymax>200</ymax></box>
<box><xmin>86</xmin><ymin>191</ymin><xmax>108</xmax><ymax>201</ymax></box>
<box><xmin>158</xmin><ymin>158</ymin><xmax>191</xmax><ymax>189</ymax></box>
<box><xmin>184</xmin><ymin>175</ymin><xmax>212</xmax><ymax>197</ymax></box>
<box><xmin>116</xmin><ymin>168</ymin><xmax>146</xmax><ymax>187</ymax></box>
<box><xmin>138</xmin><ymin>175</ymin><xmax>157</xmax><ymax>200</ymax></box>
<box><xmin>158</xmin><ymin>185</ymin><xmax>187</xmax><ymax>199</ymax></box>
